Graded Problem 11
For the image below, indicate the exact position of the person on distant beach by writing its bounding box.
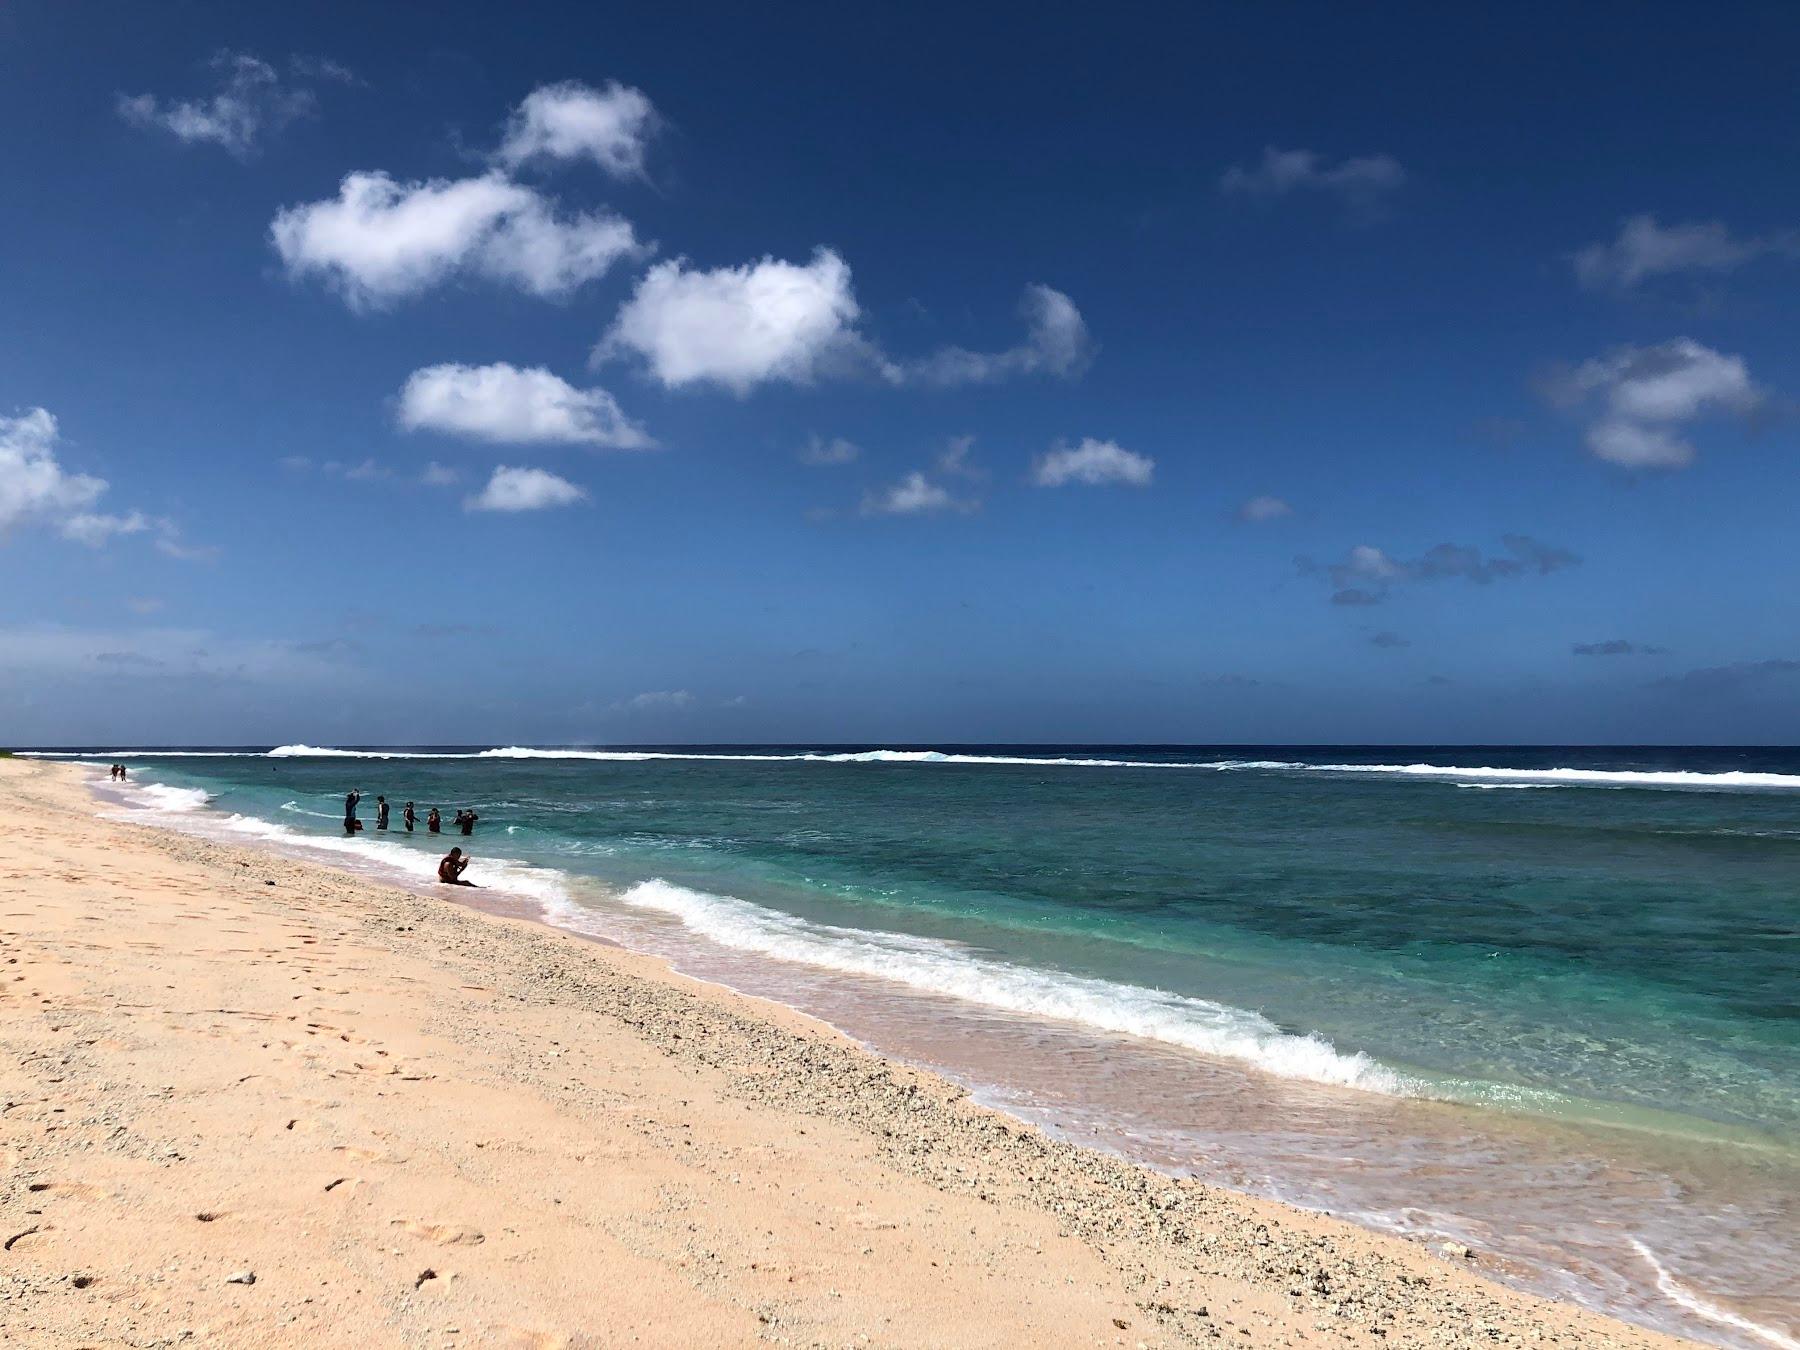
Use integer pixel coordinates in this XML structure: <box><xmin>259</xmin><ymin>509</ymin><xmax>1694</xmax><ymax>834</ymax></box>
<box><xmin>109</xmin><ymin>764</ymin><xmax>119</xmax><ymax>781</ymax></box>
<box><xmin>455</xmin><ymin>808</ymin><xmax>479</xmax><ymax>836</ymax></box>
<box><xmin>403</xmin><ymin>801</ymin><xmax>417</xmax><ymax>833</ymax></box>
<box><xmin>437</xmin><ymin>847</ymin><xmax>472</xmax><ymax>885</ymax></box>
<box><xmin>426</xmin><ymin>807</ymin><xmax>441</xmax><ymax>834</ymax></box>
<box><xmin>376</xmin><ymin>795</ymin><xmax>390</xmax><ymax>830</ymax></box>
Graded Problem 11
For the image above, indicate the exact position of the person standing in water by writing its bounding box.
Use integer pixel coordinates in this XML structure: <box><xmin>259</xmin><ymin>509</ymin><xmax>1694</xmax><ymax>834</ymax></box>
<box><xmin>455</xmin><ymin>808</ymin><xmax>479</xmax><ymax>836</ymax></box>
<box><xmin>344</xmin><ymin>789</ymin><xmax>362</xmax><ymax>834</ymax></box>
<box><xmin>426</xmin><ymin>807</ymin><xmax>441</xmax><ymax>834</ymax></box>
<box><xmin>376</xmin><ymin>795</ymin><xmax>390</xmax><ymax>830</ymax></box>
<box><xmin>403</xmin><ymin>801</ymin><xmax>417</xmax><ymax>833</ymax></box>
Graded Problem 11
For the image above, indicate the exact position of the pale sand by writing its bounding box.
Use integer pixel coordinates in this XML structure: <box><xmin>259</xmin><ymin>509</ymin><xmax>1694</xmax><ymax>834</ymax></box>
<box><xmin>0</xmin><ymin>757</ymin><xmax>1691</xmax><ymax>1349</ymax></box>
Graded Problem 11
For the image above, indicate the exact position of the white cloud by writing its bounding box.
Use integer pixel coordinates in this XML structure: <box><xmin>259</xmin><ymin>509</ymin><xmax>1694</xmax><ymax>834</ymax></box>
<box><xmin>60</xmin><ymin>511</ymin><xmax>150</xmax><ymax>546</ymax></box>
<box><xmin>1030</xmin><ymin>438</ymin><xmax>1154</xmax><ymax>488</ymax></box>
<box><xmin>464</xmin><ymin>465</ymin><xmax>588</xmax><ymax>512</ymax></box>
<box><xmin>117</xmin><ymin>51</ymin><xmax>314</xmax><ymax>156</ymax></box>
<box><xmin>603</xmin><ymin>251</ymin><xmax>1089</xmax><ymax>394</ymax></box>
<box><xmin>936</xmin><ymin>434</ymin><xmax>982</xmax><ymax>478</ymax></box>
<box><xmin>0</xmin><ymin>408</ymin><xmax>205</xmax><ymax>556</ymax></box>
<box><xmin>421</xmin><ymin>461</ymin><xmax>461</xmax><ymax>486</ymax></box>
<box><xmin>1</xmin><ymin>408</ymin><xmax>106</xmax><ymax>527</ymax></box>
<box><xmin>271</xmin><ymin>171</ymin><xmax>643</xmax><ymax>309</ymax></box>
<box><xmin>1548</xmin><ymin>338</ymin><xmax>1761</xmax><ymax>469</ymax></box>
<box><xmin>400</xmin><ymin>362</ymin><xmax>652</xmax><ymax>449</ymax></box>
<box><xmin>1571</xmin><ymin>214</ymin><xmax>1799</xmax><ymax>292</ymax></box>
<box><xmin>860</xmin><ymin>471</ymin><xmax>976</xmax><ymax>517</ymax></box>
<box><xmin>905</xmin><ymin>285</ymin><xmax>1092</xmax><ymax>386</ymax></box>
<box><xmin>1237</xmin><ymin>494</ymin><xmax>1292</xmax><ymax>522</ymax></box>
<box><xmin>799</xmin><ymin>435</ymin><xmax>861</xmax><ymax>466</ymax></box>
<box><xmin>1221</xmin><ymin>147</ymin><xmax>1406</xmax><ymax>217</ymax></box>
<box><xmin>496</xmin><ymin>80</ymin><xmax>657</xmax><ymax>177</ymax></box>
<box><xmin>151</xmin><ymin>524</ymin><xmax>220</xmax><ymax>562</ymax></box>
<box><xmin>1</xmin><ymin>408</ymin><xmax>108</xmax><ymax>539</ymax></box>
<box><xmin>1308</xmin><ymin>536</ymin><xmax>1579</xmax><ymax>605</ymax></box>
<box><xmin>602</xmin><ymin>249</ymin><xmax>862</xmax><ymax>393</ymax></box>
<box><xmin>612</xmin><ymin>689</ymin><xmax>693</xmax><ymax>712</ymax></box>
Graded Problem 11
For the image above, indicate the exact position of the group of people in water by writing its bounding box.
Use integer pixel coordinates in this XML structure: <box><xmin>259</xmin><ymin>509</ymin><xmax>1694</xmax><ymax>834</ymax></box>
<box><xmin>107</xmin><ymin>764</ymin><xmax>129</xmax><ymax>781</ymax></box>
<box><xmin>341</xmin><ymin>789</ymin><xmax>481</xmax><ymax>886</ymax></box>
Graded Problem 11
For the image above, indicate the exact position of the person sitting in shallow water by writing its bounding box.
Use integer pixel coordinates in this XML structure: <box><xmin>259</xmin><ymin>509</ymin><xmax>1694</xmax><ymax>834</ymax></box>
<box><xmin>437</xmin><ymin>847</ymin><xmax>473</xmax><ymax>885</ymax></box>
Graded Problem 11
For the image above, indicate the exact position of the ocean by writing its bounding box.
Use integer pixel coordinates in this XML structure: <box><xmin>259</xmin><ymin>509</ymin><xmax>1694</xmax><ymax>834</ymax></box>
<box><xmin>38</xmin><ymin>744</ymin><xmax>1800</xmax><ymax>1348</ymax></box>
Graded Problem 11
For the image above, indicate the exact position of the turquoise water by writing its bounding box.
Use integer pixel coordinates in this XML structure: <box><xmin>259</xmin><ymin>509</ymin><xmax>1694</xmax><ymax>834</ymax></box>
<box><xmin>50</xmin><ymin>744</ymin><xmax>1800</xmax><ymax>1346</ymax></box>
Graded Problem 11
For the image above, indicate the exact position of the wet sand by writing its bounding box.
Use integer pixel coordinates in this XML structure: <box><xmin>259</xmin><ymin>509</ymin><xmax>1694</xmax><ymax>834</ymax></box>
<box><xmin>0</xmin><ymin>757</ymin><xmax>1689</xmax><ymax>1347</ymax></box>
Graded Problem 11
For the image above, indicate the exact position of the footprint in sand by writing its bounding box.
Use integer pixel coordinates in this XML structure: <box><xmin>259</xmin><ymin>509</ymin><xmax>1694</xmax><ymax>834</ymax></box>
<box><xmin>500</xmin><ymin>1331</ymin><xmax>571</xmax><ymax>1350</ymax></box>
<box><xmin>26</xmin><ymin>1182</ymin><xmax>108</xmax><ymax>1200</ymax></box>
<box><xmin>332</xmin><ymin>1145</ymin><xmax>405</xmax><ymax>1164</ymax></box>
<box><xmin>391</xmin><ymin>1219</ymin><xmax>485</xmax><ymax>1246</ymax></box>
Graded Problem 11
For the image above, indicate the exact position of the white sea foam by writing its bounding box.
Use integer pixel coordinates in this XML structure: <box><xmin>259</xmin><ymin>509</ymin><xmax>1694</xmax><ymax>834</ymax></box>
<box><xmin>255</xmin><ymin>744</ymin><xmax>1258</xmax><ymax>768</ymax></box>
<box><xmin>133</xmin><ymin>783</ymin><xmax>214</xmax><ymax>813</ymax></box>
<box><xmin>1630</xmin><ymin>1239</ymin><xmax>1800</xmax><ymax>1350</ymax></box>
<box><xmin>616</xmin><ymin>877</ymin><xmax>1410</xmax><ymax>1096</ymax></box>
<box><xmin>1454</xmin><ymin>782</ymin><xmax>1567</xmax><ymax>791</ymax></box>
<box><xmin>1303</xmin><ymin>763</ymin><xmax>1800</xmax><ymax>791</ymax></box>
<box><xmin>474</xmin><ymin>746</ymin><xmax>1242</xmax><ymax>768</ymax></box>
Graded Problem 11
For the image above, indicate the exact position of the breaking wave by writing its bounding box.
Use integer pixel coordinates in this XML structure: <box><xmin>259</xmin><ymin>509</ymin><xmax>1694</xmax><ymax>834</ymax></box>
<box><xmin>617</xmin><ymin>877</ymin><xmax>1412</xmax><ymax>1096</ymax></box>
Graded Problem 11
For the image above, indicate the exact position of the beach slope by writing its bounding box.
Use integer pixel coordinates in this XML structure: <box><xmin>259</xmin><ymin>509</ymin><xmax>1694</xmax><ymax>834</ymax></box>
<box><xmin>0</xmin><ymin>758</ymin><xmax>1685</xmax><ymax>1347</ymax></box>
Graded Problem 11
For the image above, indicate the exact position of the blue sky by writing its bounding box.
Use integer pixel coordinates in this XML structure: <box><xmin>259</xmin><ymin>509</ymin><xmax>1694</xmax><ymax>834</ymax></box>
<box><xmin>4</xmin><ymin>1</ymin><xmax>1799</xmax><ymax>745</ymax></box>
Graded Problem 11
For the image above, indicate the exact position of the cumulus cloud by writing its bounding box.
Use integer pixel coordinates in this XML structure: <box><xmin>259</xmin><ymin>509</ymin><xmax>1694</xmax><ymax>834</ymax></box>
<box><xmin>1</xmin><ymin>408</ymin><xmax>107</xmax><ymax>535</ymax></box>
<box><xmin>1570</xmin><ymin>214</ymin><xmax>1800</xmax><ymax>292</ymax></box>
<box><xmin>1573</xmin><ymin>639</ymin><xmax>1668</xmax><ymax>656</ymax></box>
<box><xmin>464</xmin><ymin>465</ymin><xmax>588</xmax><ymax>512</ymax></box>
<box><xmin>601</xmin><ymin>253</ymin><xmax>1091</xmax><ymax>395</ymax></box>
<box><xmin>601</xmin><ymin>249</ymin><xmax>863</xmax><ymax>393</ymax></box>
<box><xmin>1221</xmin><ymin>147</ymin><xmax>1406</xmax><ymax>219</ymax></box>
<box><xmin>117</xmin><ymin>51</ymin><xmax>316</xmax><ymax>156</ymax></box>
<box><xmin>1305</xmin><ymin>535</ymin><xmax>1579</xmax><ymax>605</ymax></box>
<box><xmin>1237</xmin><ymin>494</ymin><xmax>1292</xmax><ymax>522</ymax></box>
<box><xmin>1030</xmin><ymin>438</ymin><xmax>1154</xmax><ymax>488</ymax></box>
<box><xmin>1546</xmin><ymin>338</ymin><xmax>1761</xmax><ymax>469</ymax></box>
<box><xmin>798</xmin><ymin>435</ymin><xmax>861</xmax><ymax>466</ymax></box>
<box><xmin>496</xmin><ymin>80</ymin><xmax>657</xmax><ymax>177</ymax></box>
<box><xmin>905</xmin><ymin>285</ymin><xmax>1092</xmax><ymax>386</ymax></box>
<box><xmin>860</xmin><ymin>471</ymin><xmax>977</xmax><ymax>517</ymax></box>
<box><xmin>271</xmin><ymin>171</ymin><xmax>643</xmax><ymax>309</ymax></box>
<box><xmin>1</xmin><ymin>408</ymin><xmax>205</xmax><ymax>557</ymax></box>
<box><xmin>399</xmin><ymin>362</ymin><xmax>652</xmax><ymax>449</ymax></box>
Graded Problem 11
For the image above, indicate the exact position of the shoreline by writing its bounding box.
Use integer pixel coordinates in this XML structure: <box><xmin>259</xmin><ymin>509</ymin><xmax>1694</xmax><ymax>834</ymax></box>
<box><xmin>1</xmin><ymin>757</ymin><xmax>1692</xmax><ymax>1347</ymax></box>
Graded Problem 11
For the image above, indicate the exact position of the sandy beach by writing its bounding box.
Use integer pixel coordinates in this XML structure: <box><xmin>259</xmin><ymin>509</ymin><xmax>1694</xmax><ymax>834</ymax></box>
<box><xmin>0</xmin><ymin>757</ymin><xmax>1691</xmax><ymax>1349</ymax></box>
